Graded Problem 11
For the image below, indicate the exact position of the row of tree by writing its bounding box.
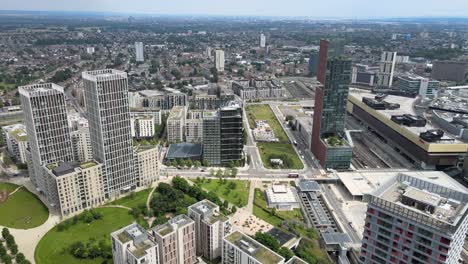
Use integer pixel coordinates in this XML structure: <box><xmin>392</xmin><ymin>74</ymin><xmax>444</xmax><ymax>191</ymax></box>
<box><xmin>1</xmin><ymin>228</ymin><xmax>31</xmax><ymax>264</ymax></box>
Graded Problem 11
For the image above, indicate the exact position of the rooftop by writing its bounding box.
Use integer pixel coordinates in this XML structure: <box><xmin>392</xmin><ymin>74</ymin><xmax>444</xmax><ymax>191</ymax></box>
<box><xmin>349</xmin><ymin>89</ymin><xmax>462</xmax><ymax>144</ymax></box>
<box><xmin>297</xmin><ymin>180</ymin><xmax>321</xmax><ymax>192</ymax></box>
<box><xmin>153</xmin><ymin>215</ymin><xmax>193</xmax><ymax>237</ymax></box>
<box><xmin>82</xmin><ymin>69</ymin><xmax>127</xmax><ymax>81</ymax></box>
<box><xmin>266</xmin><ymin>185</ymin><xmax>299</xmax><ymax>206</ymax></box>
<box><xmin>337</xmin><ymin>169</ymin><xmax>468</xmax><ymax>197</ymax></box>
<box><xmin>113</xmin><ymin>224</ymin><xmax>156</xmax><ymax>259</ymax></box>
<box><xmin>225</xmin><ymin>231</ymin><xmax>284</xmax><ymax>264</ymax></box>
<box><xmin>10</xmin><ymin>129</ymin><xmax>27</xmax><ymax>141</ymax></box>
<box><xmin>166</xmin><ymin>143</ymin><xmax>202</xmax><ymax>159</ymax></box>
<box><xmin>369</xmin><ymin>173</ymin><xmax>468</xmax><ymax>228</ymax></box>
<box><xmin>19</xmin><ymin>83</ymin><xmax>64</xmax><ymax>95</ymax></box>
<box><xmin>167</xmin><ymin>106</ymin><xmax>186</xmax><ymax>121</ymax></box>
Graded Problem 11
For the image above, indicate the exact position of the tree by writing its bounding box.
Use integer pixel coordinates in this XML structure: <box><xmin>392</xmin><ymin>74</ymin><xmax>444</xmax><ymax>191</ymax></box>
<box><xmin>278</xmin><ymin>247</ymin><xmax>294</xmax><ymax>260</ymax></box>
<box><xmin>185</xmin><ymin>159</ymin><xmax>193</xmax><ymax>168</ymax></box>
<box><xmin>231</xmin><ymin>205</ymin><xmax>237</xmax><ymax>214</ymax></box>
<box><xmin>271</xmin><ymin>207</ymin><xmax>277</xmax><ymax>216</ymax></box>
<box><xmin>2</xmin><ymin>153</ymin><xmax>13</xmax><ymax>166</ymax></box>
<box><xmin>254</xmin><ymin>232</ymin><xmax>280</xmax><ymax>251</ymax></box>
<box><xmin>15</xmin><ymin>253</ymin><xmax>26</xmax><ymax>263</ymax></box>
<box><xmin>216</xmin><ymin>169</ymin><xmax>223</xmax><ymax>178</ymax></box>
<box><xmin>2</xmin><ymin>228</ymin><xmax>10</xmax><ymax>239</ymax></box>
<box><xmin>230</xmin><ymin>168</ymin><xmax>238</xmax><ymax>177</ymax></box>
<box><xmin>193</xmin><ymin>160</ymin><xmax>201</xmax><ymax>168</ymax></box>
<box><xmin>9</xmin><ymin>244</ymin><xmax>18</xmax><ymax>255</ymax></box>
<box><xmin>223</xmin><ymin>200</ymin><xmax>229</xmax><ymax>209</ymax></box>
<box><xmin>202</xmin><ymin>159</ymin><xmax>210</xmax><ymax>167</ymax></box>
<box><xmin>2</xmin><ymin>255</ymin><xmax>12</xmax><ymax>264</ymax></box>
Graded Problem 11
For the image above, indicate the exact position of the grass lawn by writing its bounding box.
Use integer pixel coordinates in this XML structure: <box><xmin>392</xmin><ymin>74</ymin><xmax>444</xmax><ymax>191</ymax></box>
<box><xmin>253</xmin><ymin>188</ymin><xmax>304</xmax><ymax>226</ymax></box>
<box><xmin>35</xmin><ymin>207</ymin><xmax>134</xmax><ymax>264</ymax></box>
<box><xmin>0</xmin><ymin>82</ymin><xmax>17</xmax><ymax>91</ymax></box>
<box><xmin>0</xmin><ymin>182</ymin><xmax>49</xmax><ymax>229</ymax></box>
<box><xmin>109</xmin><ymin>188</ymin><xmax>152</xmax><ymax>208</ymax></box>
<box><xmin>257</xmin><ymin>142</ymin><xmax>303</xmax><ymax>169</ymax></box>
<box><xmin>246</xmin><ymin>104</ymin><xmax>289</xmax><ymax>143</ymax></box>
<box><xmin>193</xmin><ymin>179</ymin><xmax>250</xmax><ymax>207</ymax></box>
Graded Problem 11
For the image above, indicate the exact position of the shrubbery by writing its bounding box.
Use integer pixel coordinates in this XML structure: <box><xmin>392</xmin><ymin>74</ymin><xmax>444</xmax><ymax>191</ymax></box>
<box><xmin>57</xmin><ymin>209</ymin><xmax>103</xmax><ymax>232</ymax></box>
<box><xmin>68</xmin><ymin>239</ymin><xmax>111</xmax><ymax>261</ymax></box>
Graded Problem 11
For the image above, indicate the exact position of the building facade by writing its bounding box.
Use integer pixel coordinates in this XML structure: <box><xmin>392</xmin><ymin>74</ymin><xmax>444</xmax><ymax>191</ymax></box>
<box><xmin>202</xmin><ymin>111</ymin><xmax>221</xmax><ymax>165</ymax></box>
<box><xmin>44</xmin><ymin>161</ymin><xmax>106</xmax><ymax>216</ymax></box>
<box><xmin>111</xmin><ymin>224</ymin><xmax>159</xmax><ymax>264</ymax></box>
<box><xmin>185</xmin><ymin>111</ymin><xmax>204</xmax><ymax>143</ymax></box>
<box><xmin>188</xmin><ymin>200</ymin><xmax>232</xmax><ymax>260</ymax></box>
<box><xmin>220</xmin><ymin>103</ymin><xmax>243</xmax><ymax>165</ymax></box>
<box><xmin>167</xmin><ymin>106</ymin><xmax>187</xmax><ymax>143</ymax></box>
<box><xmin>152</xmin><ymin>215</ymin><xmax>196</xmax><ymax>264</ymax></box>
<box><xmin>311</xmin><ymin>40</ymin><xmax>353</xmax><ymax>169</ymax></box>
<box><xmin>377</xmin><ymin>51</ymin><xmax>397</xmax><ymax>87</ymax></box>
<box><xmin>215</xmin><ymin>50</ymin><xmax>225</xmax><ymax>72</ymax></box>
<box><xmin>82</xmin><ymin>69</ymin><xmax>136</xmax><ymax>198</ymax></box>
<box><xmin>360</xmin><ymin>173</ymin><xmax>468</xmax><ymax>264</ymax></box>
<box><xmin>133</xmin><ymin>145</ymin><xmax>160</xmax><ymax>187</ymax></box>
<box><xmin>71</xmin><ymin>127</ymin><xmax>93</xmax><ymax>163</ymax></box>
<box><xmin>19</xmin><ymin>83</ymin><xmax>74</xmax><ymax>197</ymax></box>
<box><xmin>2</xmin><ymin>124</ymin><xmax>28</xmax><ymax>164</ymax></box>
<box><xmin>135</xmin><ymin>42</ymin><xmax>144</xmax><ymax>62</ymax></box>
<box><xmin>398</xmin><ymin>75</ymin><xmax>440</xmax><ymax>99</ymax></box>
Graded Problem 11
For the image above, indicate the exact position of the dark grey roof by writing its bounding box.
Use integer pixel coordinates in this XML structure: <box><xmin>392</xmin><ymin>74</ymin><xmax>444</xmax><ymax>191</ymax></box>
<box><xmin>52</xmin><ymin>162</ymin><xmax>80</xmax><ymax>176</ymax></box>
<box><xmin>322</xmin><ymin>232</ymin><xmax>352</xmax><ymax>246</ymax></box>
<box><xmin>166</xmin><ymin>143</ymin><xmax>202</xmax><ymax>159</ymax></box>
<box><xmin>266</xmin><ymin>228</ymin><xmax>296</xmax><ymax>246</ymax></box>
<box><xmin>297</xmin><ymin>180</ymin><xmax>321</xmax><ymax>192</ymax></box>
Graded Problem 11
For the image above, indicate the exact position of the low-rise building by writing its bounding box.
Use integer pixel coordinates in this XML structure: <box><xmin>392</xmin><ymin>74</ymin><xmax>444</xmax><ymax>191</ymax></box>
<box><xmin>134</xmin><ymin>145</ymin><xmax>160</xmax><ymax>187</ymax></box>
<box><xmin>152</xmin><ymin>215</ymin><xmax>196</xmax><ymax>264</ymax></box>
<box><xmin>188</xmin><ymin>200</ymin><xmax>232</xmax><ymax>260</ymax></box>
<box><xmin>2</xmin><ymin>124</ymin><xmax>28</xmax><ymax>163</ymax></box>
<box><xmin>265</xmin><ymin>184</ymin><xmax>300</xmax><ymax>211</ymax></box>
<box><xmin>43</xmin><ymin>161</ymin><xmax>106</xmax><ymax>216</ymax></box>
<box><xmin>111</xmin><ymin>223</ymin><xmax>159</xmax><ymax>264</ymax></box>
<box><xmin>398</xmin><ymin>75</ymin><xmax>440</xmax><ymax>99</ymax></box>
<box><xmin>232</xmin><ymin>79</ymin><xmax>286</xmax><ymax>101</ymax></box>
<box><xmin>222</xmin><ymin>230</ymin><xmax>285</xmax><ymax>264</ymax></box>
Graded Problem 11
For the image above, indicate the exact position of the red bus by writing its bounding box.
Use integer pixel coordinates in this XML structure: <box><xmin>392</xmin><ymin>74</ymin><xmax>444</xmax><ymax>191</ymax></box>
<box><xmin>288</xmin><ymin>173</ymin><xmax>299</xmax><ymax>178</ymax></box>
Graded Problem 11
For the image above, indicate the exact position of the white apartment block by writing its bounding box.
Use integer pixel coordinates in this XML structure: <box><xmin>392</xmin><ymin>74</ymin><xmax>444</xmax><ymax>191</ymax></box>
<box><xmin>111</xmin><ymin>224</ymin><xmax>159</xmax><ymax>264</ymax></box>
<box><xmin>82</xmin><ymin>69</ymin><xmax>136</xmax><ymax>198</ymax></box>
<box><xmin>232</xmin><ymin>80</ymin><xmax>286</xmax><ymax>100</ymax></box>
<box><xmin>71</xmin><ymin>127</ymin><xmax>93</xmax><ymax>163</ymax></box>
<box><xmin>44</xmin><ymin>161</ymin><xmax>106</xmax><ymax>216</ymax></box>
<box><xmin>188</xmin><ymin>200</ymin><xmax>232</xmax><ymax>261</ymax></box>
<box><xmin>151</xmin><ymin>215</ymin><xmax>196</xmax><ymax>264</ymax></box>
<box><xmin>215</xmin><ymin>50</ymin><xmax>225</xmax><ymax>72</ymax></box>
<box><xmin>222</xmin><ymin>231</ymin><xmax>285</xmax><ymax>264</ymax></box>
<box><xmin>131</xmin><ymin>116</ymin><xmax>156</xmax><ymax>138</ymax></box>
<box><xmin>135</xmin><ymin>42</ymin><xmax>144</xmax><ymax>62</ymax></box>
<box><xmin>259</xmin><ymin>33</ymin><xmax>266</xmax><ymax>48</ymax></box>
<box><xmin>19</xmin><ymin>83</ymin><xmax>74</xmax><ymax>197</ymax></box>
<box><xmin>378</xmin><ymin>51</ymin><xmax>397</xmax><ymax>87</ymax></box>
<box><xmin>360</xmin><ymin>173</ymin><xmax>468</xmax><ymax>264</ymax></box>
<box><xmin>133</xmin><ymin>145</ymin><xmax>160</xmax><ymax>187</ymax></box>
<box><xmin>185</xmin><ymin>111</ymin><xmax>204</xmax><ymax>143</ymax></box>
<box><xmin>167</xmin><ymin>106</ymin><xmax>186</xmax><ymax>143</ymax></box>
<box><xmin>2</xmin><ymin>124</ymin><xmax>28</xmax><ymax>164</ymax></box>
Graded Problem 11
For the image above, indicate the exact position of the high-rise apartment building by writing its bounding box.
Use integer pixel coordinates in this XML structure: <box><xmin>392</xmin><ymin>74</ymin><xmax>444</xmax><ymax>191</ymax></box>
<box><xmin>133</xmin><ymin>145</ymin><xmax>160</xmax><ymax>187</ymax></box>
<box><xmin>43</xmin><ymin>160</ymin><xmax>106</xmax><ymax>216</ymax></box>
<box><xmin>220</xmin><ymin>103</ymin><xmax>243</xmax><ymax>165</ymax></box>
<box><xmin>111</xmin><ymin>223</ymin><xmax>159</xmax><ymax>264</ymax></box>
<box><xmin>166</xmin><ymin>106</ymin><xmax>187</xmax><ymax>143</ymax></box>
<box><xmin>377</xmin><ymin>51</ymin><xmax>397</xmax><ymax>87</ymax></box>
<box><xmin>202</xmin><ymin>111</ymin><xmax>221</xmax><ymax>165</ymax></box>
<box><xmin>152</xmin><ymin>215</ymin><xmax>196</xmax><ymax>264</ymax></box>
<box><xmin>360</xmin><ymin>173</ymin><xmax>468</xmax><ymax>264</ymax></box>
<box><xmin>222</xmin><ymin>230</ymin><xmax>285</xmax><ymax>264</ymax></box>
<box><xmin>19</xmin><ymin>83</ymin><xmax>74</xmax><ymax>197</ymax></box>
<box><xmin>185</xmin><ymin>111</ymin><xmax>204</xmax><ymax>143</ymax></box>
<box><xmin>259</xmin><ymin>33</ymin><xmax>266</xmax><ymax>48</ymax></box>
<box><xmin>135</xmin><ymin>42</ymin><xmax>144</xmax><ymax>62</ymax></box>
<box><xmin>82</xmin><ymin>69</ymin><xmax>136</xmax><ymax>198</ymax></box>
<box><xmin>215</xmin><ymin>50</ymin><xmax>225</xmax><ymax>72</ymax></box>
<box><xmin>71</xmin><ymin>127</ymin><xmax>93</xmax><ymax>163</ymax></box>
<box><xmin>311</xmin><ymin>40</ymin><xmax>353</xmax><ymax>169</ymax></box>
<box><xmin>188</xmin><ymin>200</ymin><xmax>232</xmax><ymax>260</ymax></box>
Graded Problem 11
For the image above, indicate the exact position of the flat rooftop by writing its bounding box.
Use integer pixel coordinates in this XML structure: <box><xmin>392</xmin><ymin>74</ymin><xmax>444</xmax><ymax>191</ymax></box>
<box><xmin>114</xmin><ymin>224</ymin><xmax>155</xmax><ymax>259</ymax></box>
<box><xmin>152</xmin><ymin>215</ymin><xmax>193</xmax><ymax>237</ymax></box>
<box><xmin>349</xmin><ymin>89</ymin><xmax>462</xmax><ymax>144</ymax></box>
<box><xmin>225</xmin><ymin>231</ymin><xmax>284</xmax><ymax>264</ymax></box>
<box><xmin>138</xmin><ymin>90</ymin><xmax>165</xmax><ymax>97</ymax></box>
<box><xmin>375</xmin><ymin>174</ymin><xmax>468</xmax><ymax>226</ymax></box>
<box><xmin>297</xmin><ymin>180</ymin><xmax>321</xmax><ymax>192</ymax></box>
<box><xmin>266</xmin><ymin>185</ymin><xmax>299</xmax><ymax>205</ymax></box>
<box><xmin>168</xmin><ymin>106</ymin><xmax>186</xmax><ymax>121</ymax></box>
<box><xmin>19</xmin><ymin>83</ymin><xmax>64</xmax><ymax>95</ymax></box>
<box><xmin>337</xmin><ymin>169</ymin><xmax>467</xmax><ymax>197</ymax></box>
<box><xmin>82</xmin><ymin>69</ymin><xmax>127</xmax><ymax>81</ymax></box>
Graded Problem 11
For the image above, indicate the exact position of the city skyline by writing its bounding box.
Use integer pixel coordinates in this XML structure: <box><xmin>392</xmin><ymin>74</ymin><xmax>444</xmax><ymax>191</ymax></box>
<box><xmin>1</xmin><ymin>0</ymin><xmax>468</xmax><ymax>18</ymax></box>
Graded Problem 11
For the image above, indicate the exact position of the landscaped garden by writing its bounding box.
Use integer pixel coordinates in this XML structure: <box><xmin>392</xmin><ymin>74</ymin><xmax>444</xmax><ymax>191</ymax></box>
<box><xmin>0</xmin><ymin>182</ymin><xmax>49</xmax><ymax>229</ymax></box>
<box><xmin>246</xmin><ymin>104</ymin><xmax>303</xmax><ymax>169</ymax></box>
<box><xmin>192</xmin><ymin>178</ymin><xmax>250</xmax><ymax>207</ymax></box>
<box><xmin>108</xmin><ymin>188</ymin><xmax>152</xmax><ymax>208</ymax></box>
<box><xmin>35</xmin><ymin>207</ymin><xmax>133</xmax><ymax>264</ymax></box>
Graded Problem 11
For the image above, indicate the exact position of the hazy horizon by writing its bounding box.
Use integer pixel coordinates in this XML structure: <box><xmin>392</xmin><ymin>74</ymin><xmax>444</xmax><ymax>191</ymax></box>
<box><xmin>1</xmin><ymin>0</ymin><xmax>468</xmax><ymax>19</ymax></box>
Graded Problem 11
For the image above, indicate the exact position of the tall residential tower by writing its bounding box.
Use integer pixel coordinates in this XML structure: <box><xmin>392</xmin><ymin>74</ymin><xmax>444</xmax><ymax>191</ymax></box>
<box><xmin>82</xmin><ymin>69</ymin><xmax>136</xmax><ymax>198</ymax></box>
<box><xmin>311</xmin><ymin>40</ymin><xmax>353</xmax><ymax>169</ymax></box>
<box><xmin>377</xmin><ymin>51</ymin><xmax>397</xmax><ymax>87</ymax></box>
<box><xmin>19</xmin><ymin>83</ymin><xmax>74</xmax><ymax>197</ymax></box>
<box><xmin>135</xmin><ymin>42</ymin><xmax>144</xmax><ymax>62</ymax></box>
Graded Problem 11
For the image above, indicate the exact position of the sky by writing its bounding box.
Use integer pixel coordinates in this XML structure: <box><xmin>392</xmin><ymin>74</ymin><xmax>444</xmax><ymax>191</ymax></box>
<box><xmin>1</xmin><ymin>0</ymin><xmax>468</xmax><ymax>18</ymax></box>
